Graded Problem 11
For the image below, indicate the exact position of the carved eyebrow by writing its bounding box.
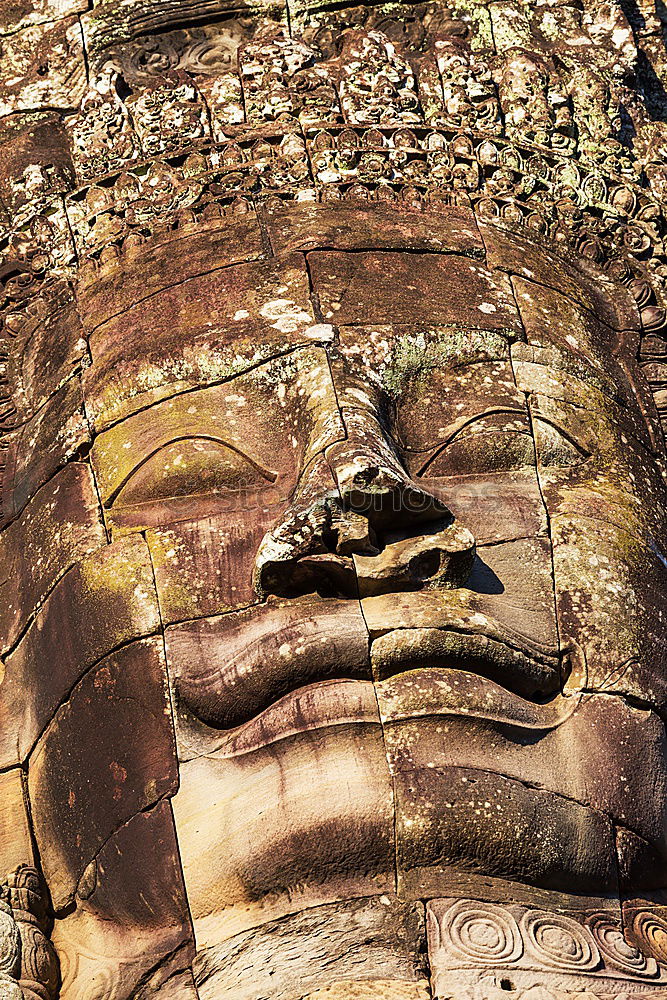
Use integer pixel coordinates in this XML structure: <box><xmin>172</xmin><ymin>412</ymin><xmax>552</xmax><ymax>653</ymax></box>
<box><xmin>106</xmin><ymin>435</ymin><xmax>278</xmax><ymax>508</ymax></box>
<box><xmin>416</xmin><ymin>409</ymin><xmax>589</xmax><ymax>477</ymax></box>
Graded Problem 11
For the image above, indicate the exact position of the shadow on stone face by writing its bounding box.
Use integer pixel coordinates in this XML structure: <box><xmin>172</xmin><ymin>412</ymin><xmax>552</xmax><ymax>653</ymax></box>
<box><xmin>466</xmin><ymin>555</ymin><xmax>506</xmax><ymax>596</ymax></box>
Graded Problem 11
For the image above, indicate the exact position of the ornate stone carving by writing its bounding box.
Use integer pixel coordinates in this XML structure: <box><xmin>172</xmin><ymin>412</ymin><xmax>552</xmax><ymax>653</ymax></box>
<box><xmin>67</xmin><ymin>78</ymin><xmax>140</xmax><ymax>183</ymax></box>
<box><xmin>4</xmin><ymin>1</ymin><xmax>667</xmax><ymax>998</ymax></box>
<box><xmin>0</xmin><ymin>867</ymin><xmax>59</xmax><ymax>1000</ymax></box>
<box><xmin>0</xmin><ymin>892</ymin><xmax>21</xmax><ymax>997</ymax></box>
<box><xmin>126</xmin><ymin>71</ymin><xmax>210</xmax><ymax>156</ymax></box>
<box><xmin>428</xmin><ymin>898</ymin><xmax>667</xmax><ymax>997</ymax></box>
<box><xmin>102</xmin><ymin>19</ymin><xmax>255</xmax><ymax>83</ymax></box>
<box><xmin>435</xmin><ymin>37</ymin><xmax>499</xmax><ymax>132</ymax></box>
<box><xmin>586</xmin><ymin>912</ymin><xmax>657</xmax><ymax>977</ymax></box>
<box><xmin>521</xmin><ymin>911</ymin><xmax>600</xmax><ymax>973</ymax></box>
<box><xmin>443</xmin><ymin>900</ymin><xmax>523</xmax><ymax>967</ymax></box>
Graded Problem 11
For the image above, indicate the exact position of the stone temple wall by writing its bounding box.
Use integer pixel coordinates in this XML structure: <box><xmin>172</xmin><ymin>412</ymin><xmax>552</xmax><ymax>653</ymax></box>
<box><xmin>3</xmin><ymin>1</ymin><xmax>667</xmax><ymax>999</ymax></box>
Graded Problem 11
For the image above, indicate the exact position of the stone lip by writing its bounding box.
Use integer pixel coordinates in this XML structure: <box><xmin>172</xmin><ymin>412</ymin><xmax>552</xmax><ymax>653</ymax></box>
<box><xmin>181</xmin><ymin>619</ymin><xmax>568</xmax><ymax>753</ymax></box>
<box><xmin>371</xmin><ymin>626</ymin><xmax>563</xmax><ymax>701</ymax></box>
<box><xmin>200</xmin><ymin>678</ymin><xmax>380</xmax><ymax>758</ymax></box>
<box><xmin>191</xmin><ymin>665</ymin><xmax>575</xmax><ymax>762</ymax></box>
<box><xmin>376</xmin><ymin>667</ymin><xmax>577</xmax><ymax>732</ymax></box>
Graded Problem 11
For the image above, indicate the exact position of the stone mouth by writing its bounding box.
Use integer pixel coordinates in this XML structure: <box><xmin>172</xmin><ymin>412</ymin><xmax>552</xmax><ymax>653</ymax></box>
<box><xmin>176</xmin><ymin>598</ymin><xmax>566</xmax><ymax>740</ymax></box>
<box><xmin>199</xmin><ymin>668</ymin><xmax>576</xmax><ymax>761</ymax></box>
<box><xmin>182</xmin><ymin>617</ymin><xmax>570</xmax><ymax>760</ymax></box>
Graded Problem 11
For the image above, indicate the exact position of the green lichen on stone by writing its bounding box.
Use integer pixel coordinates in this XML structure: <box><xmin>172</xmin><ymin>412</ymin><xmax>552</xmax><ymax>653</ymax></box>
<box><xmin>381</xmin><ymin>327</ymin><xmax>509</xmax><ymax>396</ymax></box>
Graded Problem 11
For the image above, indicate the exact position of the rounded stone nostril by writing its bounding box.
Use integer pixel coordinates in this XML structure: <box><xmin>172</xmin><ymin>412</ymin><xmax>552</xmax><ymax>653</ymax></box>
<box><xmin>409</xmin><ymin>548</ymin><xmax>442</xmax><ymax>581</ymax></box>
<box><xmin>352</xmin><ymin>466</ymin><xmax>380</xmax><ymax>488</ymax></box>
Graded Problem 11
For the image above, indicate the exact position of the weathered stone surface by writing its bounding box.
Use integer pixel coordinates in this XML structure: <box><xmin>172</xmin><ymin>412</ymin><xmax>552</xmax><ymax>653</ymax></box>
<box><xmin>0</xmin><ymin>463</ymin><xmax>105</xmax><ymax>655</ymax></box>
<box><xmin>377</xmin><ymin>683</ymin><xmax>667</xmax><ymax>856</ymax></box>
<box><xmin>0</xmin><ymin>535</ymin><xmax>160</xmax><ymax>767</ymax></box>
<box><xmin>4</xmin><ymin>0</ymin><xmax>667</xmax><ymax>991</ymax></box>
<box><xmin>10</xmin><ymin>285</ymin><xmax>88</xmax><ymax>422</ymax></box>
<box><xmin>90</xmin><ymin>348</ymin><xmax>341</xmax><ymax>533</ymax></box>
<box><xmin>299</xmin><ymin>984</ymin><xmax>430</xmax><ymax>1000</ymax></box>
<box><xmin>2</xmin><ymin>377</ymin><xmax>89</xmax><ymax>522</ymax></box>
<box><xmin>418</xmin><ymin>471</ymin><xmax>547</xmax><ymax>546</ymax></box>
<box><xmin>0</xmin><ymin>18</ymin><xmax>86</xmax><ymax>116</ymax></box>
<box><xmin>616</xmin><ymin>826</ymin><xmax>667</xmax><ymax>893</ymax></box>
<box><xmin>192</xmin><ymin>896</ymin><xmax>428</xmax><ymax>1000</ymax></box>
<box><xmin>146</xmin><ymin>506</ymin><xmax>280</xmax><ymax>624</ymax></box>
<box><xmin>307</xmin><ymin>251</ymin><xmax>522</xmax><ymax>334</ymax></box>
<box><xmin>0</xmin><ymin>0</ymin><xmax>88</xmax><ymax>35</ymax></box>
<box><xmin>479</xmin><ymin>222</ymin><xmax>640</xmax><ymax>333</ymax></box>
<box><xmin>323</xmin><ymin>408</ymin><xmax>455</xmax><ymax>537</ymax></box>
<box><xmin>76</xmin><ymin>214</ymin><xmax>265</xmax><ymax>334</ymax></box>
<box><xmin>134</xmin><ymin>967</ymin><xmax>200</xmax><ymax>1000</ymax></box>
<box><xmin>80</xmin><ymin>0</ymin><xmax>286</xmax><ymax>72</ymax></box>
<box><xmin>252</xmin><ymin>452</ymin><xmax>359</xmax><ymax>599</ymax></box>
<box><xmin>83</xmin><ymin>255</ymin><xmax>320</xmax><ymax>429</ymax></box>
<box><xmin>0</xmin><ymin>769</ymin><xmax>34</xmax><ymax>878</ymax></box>
<box><xmin>52</xmin><ymin>801</ymin><xmax>193</xmax><ymax>1000</ymax></box>
<box><xmin>337</xmin><ymin>326</ymin><xmax>512</xmax><ymax>396</ymax></box>
<box><xmin>364</xmin><ymin>536</ymin><xmax>559</xmax><ymax>695</ymax></box>
<box><xmin>0</xmin><ymin>113</ymin><xmax>73</xmax><ymax>216</ymax></box>
<box><xmin>550</xmin><ymin>513</ymin><xmax>667</xmax><ymax>708</ymax></box>
<box><xmin>91</xmin><ymin>391</ymin><xmax>286</xmax><ymax>534</ymax></box>
<box><xmin>262</xmin><ymin>202</ymin><xmax>483</xmax><ymax>257</ymax></box>
<box><xmin>397</xmin><ymin>363</ymin><xmax>531</xmax><ymax>466</ymax></box>
<box><xmin>394</xmin><ymin>766</ymin><xmax>617</xmax><ymax>899</ymax></box>
<box><xmin>29</xmin><ymin>638</ymin><xmax>177</xmax><ymax>909</ymax></box>
<box><xmin>510</xmin><ymin>275</ymin><xmax>638</xmax><ymax>403</ymax></box>
<box><xmin>353</xmin><ymin>519</ymin><xmax>475</xmax><ymax>598</ymax></box>
<box><xmin>513</xmin><ymin>343</ymin><xmax>655</xmax><ymax>457</ymax></box>
<box><xmin>171</xmin><ymin>714</ymin><xmax>394</xmax><ymax>944</ymax></box>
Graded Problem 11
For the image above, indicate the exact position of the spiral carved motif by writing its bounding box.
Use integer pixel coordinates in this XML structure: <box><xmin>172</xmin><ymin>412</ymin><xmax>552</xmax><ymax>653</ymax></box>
<box><xmin>444</xmin><ymin>900</ymin><xmax>522</xmax><ymax>966</ymax></box>
<box><xmin>521</xmin><ymin>911</ymin><xmax>600</xmax><ymax>972</ymax></box>
<box><xmin>631</xmin><ymin>911</ymin><xmax>667</xmax><ymax>966</ymax></box>
<box><xmin>586</xmin><ymin>913</ymin><xmax>658</xmax><ymax>978</ymax></box>
<box><xmin>0</xmin><ymin>901</ymin><xmax>20</xmax><ymax>978</ymax></box>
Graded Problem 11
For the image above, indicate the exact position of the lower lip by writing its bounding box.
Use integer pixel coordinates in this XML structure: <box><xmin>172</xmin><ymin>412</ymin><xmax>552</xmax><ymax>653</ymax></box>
<box><xmin>201</xmin><ymin>669</ymin><xmax>574</xmax><ymax>760</ymax></box>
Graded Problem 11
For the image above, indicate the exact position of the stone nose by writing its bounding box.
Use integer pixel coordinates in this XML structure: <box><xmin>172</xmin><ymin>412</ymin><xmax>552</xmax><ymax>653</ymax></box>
<box><xmin>253</xmin><ymin>429</ymin><xmax>476</xmax><ymax>600</ymax></box>
<box><xmin>352</xmin><ymin>519</ymin><xmax>475</xmax><ymax>598</ymax></box>
<box><xmin>326</xmin><ymin>409</ymin><xmax>454</xmax><ymax>533</ymax></box>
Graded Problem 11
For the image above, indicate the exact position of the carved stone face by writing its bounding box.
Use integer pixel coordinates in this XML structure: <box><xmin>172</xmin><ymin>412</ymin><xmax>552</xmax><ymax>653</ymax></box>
<box><xmin>4</xmin><ymin>205</ymin><xmax>667</xmax><ymax>992</ymax></box>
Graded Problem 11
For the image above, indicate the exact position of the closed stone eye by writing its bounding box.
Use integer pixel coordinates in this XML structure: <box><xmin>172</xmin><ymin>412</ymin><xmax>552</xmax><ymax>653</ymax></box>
<box><xmin>109</xmin><ymin>436</ymin><xmax>277</xmax><ymax>508</ymax></box>
<box><xmin>416</xmin><ymin>414</ymin><xmax>588</xmax><ymax>479</ymax></box>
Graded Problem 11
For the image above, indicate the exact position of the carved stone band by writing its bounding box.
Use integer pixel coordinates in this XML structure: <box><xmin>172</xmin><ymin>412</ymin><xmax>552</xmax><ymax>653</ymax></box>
<box><xmin>428</xmin><ymin>898</ymin><xmax>666</xmax><ymax>987</ymax></box>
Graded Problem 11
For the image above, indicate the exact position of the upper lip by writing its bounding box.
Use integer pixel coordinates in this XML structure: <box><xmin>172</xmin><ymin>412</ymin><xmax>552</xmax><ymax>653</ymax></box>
<box><xmin>370</xmin><ymin>626</ymin><xmax>563</xmax><ymax>701</ymax></box>
<box><xmin>171</xmin><ymin>596</ymin><xmax>565</xmax><ymax>734</ymax></box>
